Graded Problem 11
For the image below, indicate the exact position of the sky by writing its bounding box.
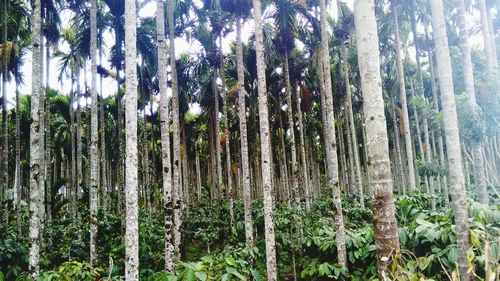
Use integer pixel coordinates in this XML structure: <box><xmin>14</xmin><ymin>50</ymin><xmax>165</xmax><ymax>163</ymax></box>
<box><xmin>4</xmin><ymin>0</ymin><xmax>486</xmax><ymax>111</ymax></box>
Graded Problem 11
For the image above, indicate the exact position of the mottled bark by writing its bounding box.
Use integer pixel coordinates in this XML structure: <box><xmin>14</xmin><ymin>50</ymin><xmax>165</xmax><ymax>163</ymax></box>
<box><xmin>167</xmin><ymin>0</ymin><xmax>182</xmax><ymax>259</ymax></box>
<box><xmin>252</xmin><ymin>0</ymin><xmax>277</xmax><ymax>279</ymax></box>
<box><xmin>156</xmin><ymin>0</ymin><xmax>174</xmax><ymax>270</ymax></box>
<box><xmin>430</xmin><ymin>0</ymin><xmax>472</xmax><ymax>278</ymax></box>
<box><xmin>124</xmin><ymin>0</ymin><xmax>139</xmax><ymax>278</ymax></box>
<box><xmin>220</xmin><ymin>35</ymin><xmax>234</xmax><ymax>225</ymax></box>
<box><xmin>354</xmin><ymin>0</ymin><xmax>400</xmax><ymax>275</ymax></box>
<box><xmin>2</xmin><ymin>0</ymin><xmax>8</xmax><ymax>220</ymax></box>
<box><xmin>29</xmin><ymin>0</ymin><xmax>42</xmax><ymax>276</ymax></box>
<box><xmin>319</xmin><ymin>0</ymin><xmax>347</xmax><ymax>270</ymax></box>
<box><xmin>391</xmin><ymin>2</ymin><xmax>417</xmax><ymax>191</ymax></box>
<box><xmin>284</xmin><ymin>52</ymin><xmax>300</xmax><ymax>209</ymax></box>
<box><xmin>295</xmin><ymin>82</ymin><xmax>310</xmax><ymax>211</ymax></box>
<box><xmin>89</xmin><ymin>0</ymin><xmax>99</xmax><ymax>267</ymax></box>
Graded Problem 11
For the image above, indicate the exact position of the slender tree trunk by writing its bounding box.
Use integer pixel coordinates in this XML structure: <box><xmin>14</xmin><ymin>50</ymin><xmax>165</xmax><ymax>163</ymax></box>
<box><xmin>391</xmin><ymin>2</ymin><xmax>417</xmax><ymax>192</ymax></box>
<box><xmin>392</xmin><ymin>103</ymin><xmax>406</xmax><ymax>194</ymax></box>
<box><xmin>478</xmin><ymin>0</ymin><xmax>496</xmax><ymax>75</ymax></box>
<box><xmin>124</xmin><ymin>0</ymin><xmax>139</xmax><ymax>278</ymax></box>
<box><xmin>430</xmin><ymin>0</ymin><xmax>472</xmax><ymax>278</ymax></box>
<box><xmin>426</xmin><ymin>27</ymin><xmax>449</xmax><ymax>203</ymax></box>
<box><xmin>354</xmin><ymin>0</ymin><xmax>400</xmax><ymax>275</ymax></box>
<box><xmin>156</xmin><ymin>0</ymin><xmax>174</xmax><ymax>270</ymax></box>
<box><xmin>341</xmin><ymin>46</ymin><xmax>364</xmax><ymax>207</ymax></box>
<box><xmin>410</xmin><ymin>3</ymin><xmax>435</xmax><ymax>205</ymax></box>
<box><xmin>2</xmin><ymin>0</ymin><xmax>8</xmax><ymax>222</ymax></box>
<box><xmin>99</xmin><ymin>40</ymin><xmax>108</xmax><ymax>214</ymax></box>
<box><xmin>295</xmin><ymin>82</ymin><xmax>310</xmax><ymax>211</ymax></box>
<box><xmin>76</xmin><ymin>69</ymin><xmax>82</xmax><ymax>203</ymax></box>
<box><xmin>167</xmin><ymin>0</ymin><xmax>182</xmax><ymax>259</ymax></box>
<box><xmin>319</xmin><ymin>0</ymin><xmax>347</xmax><ymax>270</ymax></box>
<box><xmin>457</xmin><ymin>0</ymin><xmax>488</xmax><ymax>204</ymax></box>
<box><xmin>252</xmin><ymin>0</ymin><xmax>277</xmax><ymax>278</ymax></box>
<box><xmin>278</xmin><ymin>110</ymin><xmax>290</xmax><ymax>202</ymax></box>
<box><xmin>28</xmin><ymin>0</ymin><xmax>42</xmax><ymax>275</ymax></box>
<box><xmin>15</xmin><ymin>68</ymin><xmax>21</xmax><ymax>234</ymax></box>
<box><xmin>220</xmin><ymin>35</ymin><xmax>234</xmax><ymax>226</ymax></box>
<box><xmin>284</xmin><ymin>52</ymin><xmax>300</xmax><ymax>209</ymax></box>
<box><xmin>214</xmin><ymin>72</ymin><xmax>223</xmax><ymax>198</ymax></box>
<box><xmin>89</xmin><ymin>0</ymin><xmax>99</xmax><ymax>267</ymax></box>
<box><xmin>70</xmin><ymin>76</ymin><xmax>77</xmax><ymax>221</ymax></box>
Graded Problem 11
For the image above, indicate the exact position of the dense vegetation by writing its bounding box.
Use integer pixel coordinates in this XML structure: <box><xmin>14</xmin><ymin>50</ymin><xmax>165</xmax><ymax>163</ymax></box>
<box><xmin>1</xmin><ymin>193</ymin><xmax>499</xmax><ymax>280</ymax></box>
<box><xmin>1</xmin><ymin>0</ymin><xmax>500</xmax><ymax>280</ymax></box>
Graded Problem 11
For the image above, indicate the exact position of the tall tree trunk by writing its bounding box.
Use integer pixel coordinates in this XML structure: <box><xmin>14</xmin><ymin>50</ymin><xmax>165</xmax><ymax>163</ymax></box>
<box><xmin>284</xmin><ymin>52</ymin><xmax>300</xmax><ymax>209</ymax></box>
<box><xmin>319</xmin><ymin>0</ymin><xmax>347</xmax><ymax>270</ymax></box>
<box><xmin>156</xmin><ymin>0</ymin><xmax>174</xmax><ymax>270</ymax></box>
<box><xmin>252</xmin><ymin>0</ymin><xmax>277</xmax><ymax>279</ymax></box>
<box><xmin>295</xmin><ymin>82</ymin><xmax>310</xmax><ymax>211</ymax></box>
<box><xmin>430</xmin><ymin>0</ymin><xmax>472</xmax><ymax>278</ymax></box>
<box><xmin>478</xmin><ymin>0</ymin><xmax>496</xmax><ymax>75</ymax></box>
<box><xmin>167</xmin><ymin>0</ymin><xmax>182</xmax><ymax>259</ymax></box>
<box><xmin>2</xmin><ymin>0</ymin><xmax>8</xmax><ymax>222</ymax></box>
<box><xmin>29</xmin><ymin>0</ymin><xmax>42</xmax><ymax>275</ymax></box>
<box><xmin>391</xmin><ymin>3</ymin><xmax>417</xmax><ymax>192</ymax></box>
<box><xmin>457</xmin><ymin>0</ymin><xmax>488</xmax><ymax>204</ymax></box>
<box><xmin>392</xmin><ymin>103</ymin><xmax>406</xmax><ymax>194</ymax></box>
<box><xmin>76</xmin><ymin>69</ymin><xmax>82</xmax><ymax>204</ymax></box>
<box><xmin>278</xmin><ymin>109</ymin><xmax>290</xmax><ymax>202</ymax></box>
<box><xmin>410</xmin><ymin>3</ymin><xmax>435</xmax><ymax>205</ymax></box>
<box><xmin>426</xmin><ymin>26</ymin><xmax>449</xmax><ymax>203</ymax></box>
<box><xmin>341</xmin><ymin>46</ymin><xmax>365</xmax><ymax>207</ymax></box>
<box><xmin>70</xmin><ymin>76</ymin><xmax>77</xmax><ymax>221</ymax></box>
<box><xmin>214</xmin><ymin>72</ymin><xmax>223</xmax><ymax>198</ymax></box>
<box><xmin>220</xmin><ymin>35</ymin><xmax>234</xmax><ymax>225</ymax></box>
<box><xmin>99</xmin><ymin>38</ymin><xmax>108</xmax><ymax>214</ymax></box>
<box><xmin>124</xmin><ymin>0</ymin><xmax>139</xmax><ymax>278</ymax></box>
<box><xmin>89</xmin><ymin>0</ymin><xmax>99</xmax><ymax>267</ymax></box>
<box><xmin>354</xmin><ymin>0</ymin><xmax>400</xmax><ymax>275</ymax></box>
<box><xmin>15</xmin><ymin>67</ymin><xmax>21</xmax><ymax>234</ymax></box>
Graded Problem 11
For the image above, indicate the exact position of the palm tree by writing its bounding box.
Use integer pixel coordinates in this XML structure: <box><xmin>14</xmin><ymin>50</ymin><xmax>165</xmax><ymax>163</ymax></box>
<box><xmin>272</xmin><ymin>0</ymin><xmax>300</xmax><ymax>209</ymax></box>
<box><xmin>353</xmin><ymin>0</ymin><xmax>400</xmax><ymax>275</ymax></box>
<box><xmin>124</xmin><ymin>0</ymin><xmax>139</xmax><ymax>278</ymax></box>
<box><xmin>456</xmin><ymin>0</ymin><xmax>487</xmax><ymax>204</ymax></box>
<box><xmin>155</xmin><ymin>0</ymin><xmax>174</xmax><ymax>271</ymax></box>
<box><xmin>318</xmin><ymin>0</ymin><xmax>347</xmax><ymax>270</ymax></box>
<box><xmin>2</xmin><ymin>0</ymin><xmax>8</xmax><ymax>220</ymax></box>
<box><xmin>252</xmin><ymin>0</ymin><xmax>277</xmax><ymax>279</ymax></box>
<box><xmin>221</xmin><ymin>0</ymin><xmax>254</xmax><ymax>247</ymax></box>
<box><xmin>429</xmin><ymin>0</ymin><xmax>471</xmax><ymax>278</ymax></box>
<box><xmin>167</xmin><ymin>0</ymin><xmax>182</xmax><ymax>259</ymax></box>
<box><xmin>391</xmin><ymin>0</ymin><xmax>417</xmax><ymax>192</ymax></box>
<box><xmin>29</xmin><ymin>0</ymin><xmax>43</xmax><ymax>276</ymax></box>
<box><xmin>89</xmin><ymin>0</ymin><xmax>99</xmax><ymax>268</ymax></box>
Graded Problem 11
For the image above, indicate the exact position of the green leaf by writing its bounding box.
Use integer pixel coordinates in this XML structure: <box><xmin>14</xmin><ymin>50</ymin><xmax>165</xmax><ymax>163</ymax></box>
<box><xmin>195</xmin><ymin>272</ymin><xmax>207</xmax><ymax>281</ymax></box>
<box><xmin>226</xmin><ymin>266</ymin><xmax>245</xmax><ymax>280</ymax></box>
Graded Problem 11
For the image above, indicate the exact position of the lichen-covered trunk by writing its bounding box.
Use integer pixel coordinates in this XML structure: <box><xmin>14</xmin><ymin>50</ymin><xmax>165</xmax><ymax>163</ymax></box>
<box><xmin>295</xmin><ymin>82</ymin><xmax>310</xmax><ymax>211</ymax></box>
<box><xmin>214</xmin><ymin>71</ymin><xmax>223</xmax><ymax>198</ymax></box>
<box><xmin>2</xmin><ymin>0</ymin><xmax>8</xmax><ymax>221</ymax></box>
<box><xmin>167</xmin><ymin>0</ymin><xmax>182</xmax><ymax>259</ymax></box>
<box><xmin>124</xmin><ymin>0</ymin><xmax>139</xmax><ymax>278</ymax></box>
<box><xmin>252</xmin><ymin>0</ymin><xmax>277</xmax><ymax>279</ymax></box>
<box><xmin>354</xmin><ymin>0</ymin><xmax>400</xmax><ymax>275</ymax></box>
<box><xmin>220</xmin><ymin>35</ymin><xmax>234</xmax><ymax>225</ymax></box>
<box><xmin>457</xmin><ymin>0</ymin><xmax>488</xmax><ymax>205</ymax></box>
<box><xmin>284</xmin><ymin>52</ymin><xmax>300</xmax><ymax>209</ymax></box>
<box><xmin>89</xmin><ymin>0</ymin><xmax>99</xmax><ymax>268</ymax></box>
<box><xmin>29</xmin><ymin>0</ymin><xmax>42</xmax><ymax>276</ymax></box>
<box><xmin>319</xmin><ymin>0</ymin><xmax>347</xmax><ymax>270</ymax></box>
<box><xmin>391</xmin><ymin>3</ymin><xmax>416</xmax><ymax>192</ymax></box>
<box><xmin>156</xmin><ymin>0</ymin><xmax>174</xmax><ymax>270</ymax></box>
<box><xmin>430</xmin><ymin>0</ymin><xmax>472</xmax><ymax>278</ymax></box>
<box><xmin>15</xmin><ymin>71</ymin><xmax>21</xmax><ymax>234</ymax></box>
